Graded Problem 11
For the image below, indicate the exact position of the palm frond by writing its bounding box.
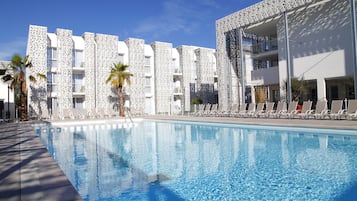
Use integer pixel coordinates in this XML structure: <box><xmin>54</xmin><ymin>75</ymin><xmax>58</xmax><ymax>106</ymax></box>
<box><xmin>36</xmin><ymin>73</ymin><xmax>47</xmax><ymax>80</ymax></box>
<box><xmin>29</xmin><ymin>75</ymin><xmax>37</xmax><ymax>83</ymax></box>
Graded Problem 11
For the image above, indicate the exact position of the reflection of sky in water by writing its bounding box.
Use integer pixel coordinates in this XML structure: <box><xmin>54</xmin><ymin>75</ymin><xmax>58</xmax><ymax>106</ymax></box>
<box><xmin>35</xmin><ymin>120</ymin><xmax>357</xmax><ymax>201</ymax></box>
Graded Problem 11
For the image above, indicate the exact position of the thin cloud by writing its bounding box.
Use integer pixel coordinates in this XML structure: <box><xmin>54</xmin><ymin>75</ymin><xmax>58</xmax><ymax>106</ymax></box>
<box><xmin>196</xmin><ymin>0</ymin><xmax>220</xmax><ymax>8</ymax></box>
<box><xmin>0</xmin><ymin>38</ymin><xmax>27</xmax><ymax>60</ymax></box>
<box><xmin>133</xmin><ymin>0</ymin><xmax>219</xmax><ymax>41</ymax></box>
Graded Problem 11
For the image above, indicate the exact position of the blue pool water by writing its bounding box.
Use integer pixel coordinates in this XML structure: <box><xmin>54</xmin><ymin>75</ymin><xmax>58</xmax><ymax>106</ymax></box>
<box><xmin>34</xmin><ymin>120</ymin><xmax>357</xmax><ymax>201</ymax></box>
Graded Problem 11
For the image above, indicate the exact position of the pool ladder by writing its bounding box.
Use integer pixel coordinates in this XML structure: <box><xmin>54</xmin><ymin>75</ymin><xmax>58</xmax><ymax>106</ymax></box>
<box><xmin>124</xmin><ymin>107</ymin><xmax>134</xmax><ymax>125</ymax></box>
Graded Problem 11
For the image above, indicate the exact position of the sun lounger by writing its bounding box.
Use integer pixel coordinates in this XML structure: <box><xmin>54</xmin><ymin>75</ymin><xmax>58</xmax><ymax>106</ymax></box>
<box><xmin>345</xmin><ymin>99</ymin><xmax>357</xmax><ymax>120</ymax></box>
<box><xmin>234</xmin><ymin>103</ymin><xmax>247</xmax><ymax>117</ymax></box>
<box><xmin>324</xmin><ymin>100</ymin><xmax>345</xmax><ymax>119</ymax></box>
<box><xmin>258</xmin><ymin>102</ymin><xmax>275</xmax><ymax>118</ymax></box>
<box><xmin>228</xmin><ymin>103</ymin><xmax>239</xmax><ymax>117</ymax></box>
<box><xmin>192</xmin><ymin>104</ymin><xmax>205</xmax><ymax>116</ymax></box>
<box><xmin>307</xmin><ymin>100</ymin><xmax>328</xmax><ymax>119</ymax></box>
<box><xmin>241</xmin><ymin>103</ymin><xmax>256</xmax><ymax>118</ymax></box>
<box><xmin>215</xmin><ymin>104</ymin><xmax>224</xmax><ymax>117</ymax></box>
<box><xmin>291</xmin><ymin>101</ymin><xmax>313</xmax><ymax>119</ymax></box>
<box><xmin>252</xmin><ymin>102</ymin><xmax>265</xmax><ymax>118</ymax></box>
<box><xmin>270</xmin><ymin>101</ymin><xmax>286</xmax><ymax>118</ymax></box>
<box><xmin>207</xmin><ymin>104</ymin><xmax>218</xmax><ymax>116</ymax></box>
<box><xmin>200</xmin><ymin>104</ymin><xmax>212</xmax><ymax>116</ymax></box>
<box><xmin>278</xmin><ymin>101</ymin><xmax>298</xmax><ymax>119</ymax></box>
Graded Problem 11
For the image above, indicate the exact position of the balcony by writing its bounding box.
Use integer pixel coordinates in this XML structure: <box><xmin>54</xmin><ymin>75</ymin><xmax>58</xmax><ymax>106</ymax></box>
<box><xmin>72</xmin><ymin>61</ymin><xmax>85</xmax><ymax>72</ymax></box>
<box><xmin>173</xmin><ymin>87</ymin><xmax>183</xmax><ymax>96</ymax></box>
<box><xmin>72</xmin><ymin>85</ymin><xmax>85</xmax><ymax>96</ymax></box>
<box><xmin>252</xmin><ymin>39</ymin><xmax>278</xmax><ymax>57</ymax></box>
<box><xmin>253</xmin><ymin>60</ymin><xmax>278</xmax><ymax>71</ymax></box>
<box><xmin>173</xmin><ymin>69</ymin><xmax>182</xmax><ymax>76</ymax></box>
<box><xmin>47</xmin><ymin>59</ymin><xmax>58</xmax><ymax>68</ymax></box>
<box><xmin>144</xmin><ymin>66</ymin><xmax>152</xmax><ymax>77</ymax></box>
<box><xmin>251</xmin><ymin>66</ymin><xmax>279</xmax><ymax>85</ymax></box>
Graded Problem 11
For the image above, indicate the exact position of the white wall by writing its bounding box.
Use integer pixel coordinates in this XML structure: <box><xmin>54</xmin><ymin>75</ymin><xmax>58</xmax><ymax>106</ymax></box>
<box><xmin>118</xmin><ymin>41</ymin><xmax>129</xmax><ymax>64</ymax></box>
<box><xmin>278</xmin><ymin>0</ymin><xmax>353</xmax><ymax>100</ymax></box>
<box><xmin>0</xmin><ymin>81</ymin><xmax>15</xmax><ymax>119</ymax></box>
<box><xmin>144</xmin><ymin>44</ymin><xmax>155</xmax><ymax>114</ymax></box>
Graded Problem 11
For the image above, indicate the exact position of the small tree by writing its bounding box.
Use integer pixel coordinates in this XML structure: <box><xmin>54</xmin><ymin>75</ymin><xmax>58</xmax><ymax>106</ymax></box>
<box><xmin>106</xmin><ymin>63</ymin><xmax>133</xmax><ymax>117</ymax></box>
<box><xmin>192</xmin><ymin>96</ymin><xmax>203</xmax><ymax>105</ymax></box>
<box><xmin>282</xmin><ymin>77</ymin><xmax>307</xmax><ymax>103</ymax></box>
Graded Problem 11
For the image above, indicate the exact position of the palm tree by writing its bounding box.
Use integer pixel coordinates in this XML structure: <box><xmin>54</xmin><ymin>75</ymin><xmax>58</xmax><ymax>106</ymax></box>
<box><xmin>1</xmin><ymin>54</ymin><xmax>46</xmax><ymax>121</ymax></box>
<box><xmin>106</xmin><ymin>63</ymin><xmax>133</xmax><ymax>117</ymax></box>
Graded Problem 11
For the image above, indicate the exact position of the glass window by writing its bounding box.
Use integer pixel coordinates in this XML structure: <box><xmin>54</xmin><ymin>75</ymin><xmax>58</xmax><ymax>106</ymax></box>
<box><xmin>145</xmin><ymin>77</ymin><xmax>151</xmax><ymax>86</ymax></box>
<box><xmin>72</xmin><ymin>73</ymin><xmax>84</xmax><ymax>92</ymax></box>
<box><xmin>52</xmin><ymin>48</ymin><xmax>57</xmax><ymax>60</ymax></box>
<box><xmin>47</xmin><ymin>48</ymin><xmax>57</xmax><ymax>67</ymax></box>
<box><xmin>145</xmin><ymin>66</ymin><xmax>151</xmax><ymax>74</ymax></box>
<box><xmin>73</xmin><ymin>97</ymin><xmax>84</xmax><ymax>109</ymax></box>
<box><xmin>144</xmin><ymin>86</ymin><xmax>151</xmax><ymax>93</ymax></box>
<box><xmin>118</xmin><ymin>54</ymin><xmax>124</xmax><ymax>63</ymax></box>
<box><xmin>72</xmin><ymin>50</ymin><xmax>83</xmax><ymax>67</ymax></box>
<box><xmin>145</xmin><ymin>56</ymin><xmax>151</xmax><ymax>66</ymax></box>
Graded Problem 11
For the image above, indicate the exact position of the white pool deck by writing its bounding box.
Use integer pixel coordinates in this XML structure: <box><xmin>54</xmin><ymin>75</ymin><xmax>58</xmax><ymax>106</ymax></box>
<box><xmin>1</xmin><ymin>115</ymin><xmax>356</xmax><ymax>201</ymax></box>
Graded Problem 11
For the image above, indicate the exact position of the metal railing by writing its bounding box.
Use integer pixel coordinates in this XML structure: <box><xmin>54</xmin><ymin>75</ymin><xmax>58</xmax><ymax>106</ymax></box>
<box><xmin>252</xmin><ymin>39</ymin><xmax>278</xmax><ymax>54</ymax></box>
<box><xmin>124</xmin><ymin>107</ymin><xmax>134</xmax><ymax>124</ymax></box>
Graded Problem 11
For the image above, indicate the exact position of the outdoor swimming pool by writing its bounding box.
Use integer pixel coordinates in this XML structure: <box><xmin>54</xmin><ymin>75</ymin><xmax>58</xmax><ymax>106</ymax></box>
<box><xmin>34</xmin><ymin>119</ymin><xmax>357</xmax><ymax>201</ymax></box>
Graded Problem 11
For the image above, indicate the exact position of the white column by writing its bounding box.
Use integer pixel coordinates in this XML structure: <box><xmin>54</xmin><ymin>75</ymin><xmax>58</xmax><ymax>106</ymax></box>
<box><xmin>317</xmin><ymin>78</ymin><xmax>326</xmax><ymax>100</ymax></box>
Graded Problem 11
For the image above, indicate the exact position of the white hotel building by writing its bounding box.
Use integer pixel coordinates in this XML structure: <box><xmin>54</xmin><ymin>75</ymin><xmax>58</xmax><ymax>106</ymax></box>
<box><xmin>216</xmin><ymin>0</ymin><xmax>357</xmax><ymax>108</ymax></box>
<box><xmin>26</xmin><ymin>25</ymin><xmax>217</xmax><ymax>118</ymax></box>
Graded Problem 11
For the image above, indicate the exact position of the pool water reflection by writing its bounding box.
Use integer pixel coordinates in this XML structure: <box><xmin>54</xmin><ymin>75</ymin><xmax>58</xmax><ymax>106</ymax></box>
<box><xmin>35</xmin><ymin>120</ymin><xmax>357</xmax><ymax>201</ymax></box>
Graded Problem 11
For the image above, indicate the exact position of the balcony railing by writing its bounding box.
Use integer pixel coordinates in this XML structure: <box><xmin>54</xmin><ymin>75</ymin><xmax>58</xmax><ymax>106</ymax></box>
<box><xmin>144</xmin><ymin>86</ymin><xmax>151</xmax><ymax>94</ymax></box>
<box><xmin>173</xmin><ymin>69</ymin><xmax>182</xmax><ymax>76</ymax></box>
<box><xmin>253</xmin><ymin>60</ymin><xmax>279</xmax><ymax>70</ymax></box>
<box><xmin>72</xmin><ymin>85</ymin><xmax>85</xmax><ymax>93</ymax></box>
<box><xmin>173</xmin><ymin>88</ymin><xmax>183</xmax><ymax>95</ymax></box>
<box><xmin>252</xmin><ymin>39</ymin><xmax>278</xmax><ymax>54</ymax></box>
<box><xmin>47</xmin><ymin>60</ymin><xmax>58</xmax><ymax>68</ymax></box>
<box><xmin>251</xmin><ymin>66</ymin><xmax>279</xmax><ymax>85</ymax></box>
<box><xmin>47</xmin><ymin>84</ymin><xmax>58</xmax><ymax>93</ymax></box>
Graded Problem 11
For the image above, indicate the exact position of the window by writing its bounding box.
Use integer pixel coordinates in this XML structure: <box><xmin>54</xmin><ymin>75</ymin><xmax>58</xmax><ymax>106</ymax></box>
<box><xmin>118</xmin><ymin>54</ymin><xmax>124</xmax><ymax>63</ymax></box>
<box><xmin>72</xmin><ymin>49</ymin><xmax>83</xmax><ymax>68</ymax></box>
<box><xmin>47</xmin><ymin>97</ymin><xmax>58</xmax><ymax>113</ymax></box>
<box><xmin>47</xmin><ymin>48</ymin><xmax>57</xmax><ymax>67</ymax></box>
<box><xmin>145</xmin><ymin>65</ymin><xmax>151</xmax><ymax>74</ymax></box>
<box><xmin>72</xmin><ymin>73</ymin><xmax>84</xmax><ymax>92</ymax></box>
<box><xmin>145</xmin><ymin>56</ymin><xmax>151</xmax><ymax>66</ymax></box>
<box><xmin>73</xmin><ymin>97</ymin><xmax>84</xmax><ymax>109</ymax></box>
<box><xmin>145</xmin><ymin>77</ymin><xmax>151</xmax><ymax>86</ymax></box>
<box><xmin>47</xmin><ymin>72</ymin><xmax>57</xmax><ymax>93</ymax></box>
<box><xmin>145</xmin><ymin>86</ymin><xmax>151</xmax><ymax>93</ymax></box>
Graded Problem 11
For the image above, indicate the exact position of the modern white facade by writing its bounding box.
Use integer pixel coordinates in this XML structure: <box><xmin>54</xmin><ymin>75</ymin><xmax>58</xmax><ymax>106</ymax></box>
<box><xmin>0</xmin><ymin>61</ymin><xmax>15</xmax><ymax>120</ymax></box>
<box><xmin>216</xmin><ymin>0</ymin><xmax>357</xmax><ymax>109</ymax></box>
<box><xmin>26</xmin><ymin>25</ymin><xmax>217</xmax><ymax>118</ymax></box>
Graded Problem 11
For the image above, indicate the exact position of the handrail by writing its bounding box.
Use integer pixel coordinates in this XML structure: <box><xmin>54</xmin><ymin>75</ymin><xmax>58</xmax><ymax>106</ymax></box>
<box><xmin>124</xmin><ymin>107</ymin><xmax>134</xmax><ymax>124</ymax></box>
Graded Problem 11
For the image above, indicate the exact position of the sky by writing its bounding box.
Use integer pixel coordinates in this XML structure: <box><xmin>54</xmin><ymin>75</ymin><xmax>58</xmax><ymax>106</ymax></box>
<box><xmin>0</xmin><ymin>0</ymin><xmax>261</xmax><ymax>61</ymax></box>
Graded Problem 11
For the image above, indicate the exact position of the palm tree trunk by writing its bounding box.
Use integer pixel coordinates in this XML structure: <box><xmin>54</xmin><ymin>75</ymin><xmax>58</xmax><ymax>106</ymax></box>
<box><xmin>19</xmin><ymin>72</ymin><xmax>28</xmax><ymax>121</ymax></box>
<box><xmin>118</xmin><ymin>87</ymin><xmax>125</xmax><ymax>117</ymax></box>
<box><xmin>20</xmin><ymin>81</ymin><xmax>28</xmax><ymax>121</ymax></box>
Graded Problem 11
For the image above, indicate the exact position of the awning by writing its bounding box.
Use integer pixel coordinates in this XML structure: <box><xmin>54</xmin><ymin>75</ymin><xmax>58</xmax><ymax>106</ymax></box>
<box><xmin>72</xmin><ymin>36</ymin><xmax>84</xmax><ymax>50</ymax></box>
<box><xmin>47</xmin><ymin>33</ymin><xmax>57</xmax><ymax>48</ymax></box>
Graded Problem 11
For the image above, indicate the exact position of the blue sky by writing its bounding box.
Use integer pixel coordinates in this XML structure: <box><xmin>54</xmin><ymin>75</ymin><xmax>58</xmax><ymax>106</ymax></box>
<box><xmin>0</xmin><ymin>0</ymin><xmax>260</xmax><ymax>60</ymax></box>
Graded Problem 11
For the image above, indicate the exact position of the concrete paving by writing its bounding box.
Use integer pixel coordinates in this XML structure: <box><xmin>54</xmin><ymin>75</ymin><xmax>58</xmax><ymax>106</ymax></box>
<box><xmin>144</xmin><ymin>115</ymin><xmax>357</xmax><ymax>131</ymax></box>
<box><xmin>0</xmin><ymin>122</ymin><xmax>82</xmax><ymax>201</ymax></box>
<box><xmin>0</xmin><ymin>116</ymin><xmax>356</xmax><ymax>201</ymax></box>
